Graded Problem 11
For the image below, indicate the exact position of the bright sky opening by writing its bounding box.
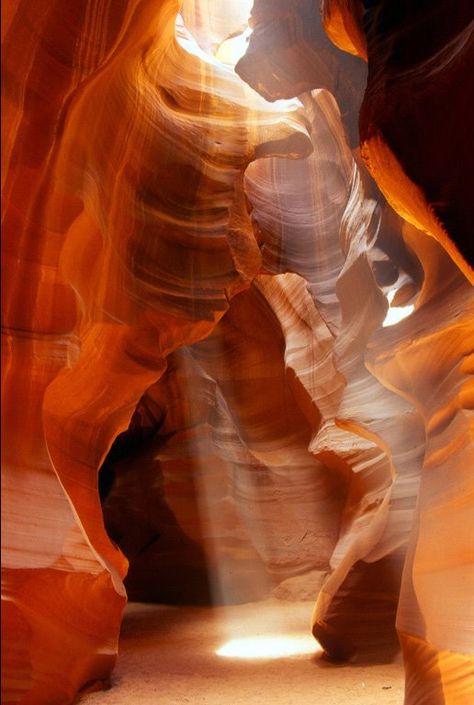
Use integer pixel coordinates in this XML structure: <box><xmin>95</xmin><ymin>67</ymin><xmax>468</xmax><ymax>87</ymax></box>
<box><xmin>383</xmin><ymin>288</ymin><xmax>415</xmax><ymax>327</ymax></box>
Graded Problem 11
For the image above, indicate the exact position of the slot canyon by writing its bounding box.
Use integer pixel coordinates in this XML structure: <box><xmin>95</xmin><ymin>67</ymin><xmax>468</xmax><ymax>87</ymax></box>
<box><xmin>2</xmin><ymin>1</ymin><xmax>474</xmax><ymax>704</ymax></box>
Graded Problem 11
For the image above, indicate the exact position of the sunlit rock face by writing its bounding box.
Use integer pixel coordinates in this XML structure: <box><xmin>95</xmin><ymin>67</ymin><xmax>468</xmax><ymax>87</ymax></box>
<box><xmin>234</xmin><ymin>0</ymin><xmax>367</xmax><ymax>147</ymax></box>
<box><xmin>320</xmin><ymin>0</ymin><xmax>474</xmax><ymax>701</ymax></box>
<box><xmin>2</xmin><ymin>0</ymin><xmax>310</xmax><ymax>701</ymax></box>
<box><xmin>2</xmin><ymin>2</ymin><xmax>473</xmax><ymax>705</ymax></box>
<box><xmin>368</xmin><ymin>229</ymin><xmax>474</xmax><ymax>705</ymax></box>
<box><xmin>322</xmin><ymin>0</ymin><xmax>474</xmax><ymax>280</ymax></box>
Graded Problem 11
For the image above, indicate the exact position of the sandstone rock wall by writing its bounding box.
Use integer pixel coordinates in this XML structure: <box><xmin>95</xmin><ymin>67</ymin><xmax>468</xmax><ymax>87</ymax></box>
<box><xmin>2</xmin><ymin>1</ymin><xmax>473</xmax><ymax>703</ymax></box>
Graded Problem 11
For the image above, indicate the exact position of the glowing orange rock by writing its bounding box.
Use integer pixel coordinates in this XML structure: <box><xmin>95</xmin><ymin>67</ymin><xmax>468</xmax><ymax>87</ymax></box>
<box><xmin>98</xmin><ymin>85</ymin><xmax>426</xmax><ymax>656</ymax></box>
<box><xmin>2</xmin><ymin>1</ymin><xmax>473</xmax><ymax>704</ymax></box>
<box><xmin>321</xmin><ymin>0</ymin><xmax>474</xmax><ymax>700</ymax></box>
<box><xmin>322</xmin><ymin>0</ymin><xmax>474</xmax><ymax>281</ymax></box>
<box><xmin>2</xmin><ymin>0</ymin><xmax>311</xmax><ymax>701</ymax></box>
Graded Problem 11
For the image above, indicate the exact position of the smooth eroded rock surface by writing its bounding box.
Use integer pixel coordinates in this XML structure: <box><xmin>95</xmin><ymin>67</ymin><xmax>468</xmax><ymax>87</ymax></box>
<box><xmin>2</xmin><ymin>1</ymin><xmax>473</xmax><ymax>704</ymax></box>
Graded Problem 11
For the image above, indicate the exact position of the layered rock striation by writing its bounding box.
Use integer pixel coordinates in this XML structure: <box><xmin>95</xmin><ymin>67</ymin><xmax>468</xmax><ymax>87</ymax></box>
<box><xmin>2</xmin><ymin>1</ymin><xmax>473</xmax><ymax>704</ymax></box>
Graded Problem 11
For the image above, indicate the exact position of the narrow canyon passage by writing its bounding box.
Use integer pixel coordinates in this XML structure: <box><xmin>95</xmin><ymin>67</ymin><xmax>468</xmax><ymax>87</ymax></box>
<box><xmin>2</xmin><ymin>1</ymin><xmax>473</xmax><ymax>704</ymax></box>
<box><xmin>78</xmin><ymin>601</ymin><xmax>404</xmax><ymax>705</ymax></box>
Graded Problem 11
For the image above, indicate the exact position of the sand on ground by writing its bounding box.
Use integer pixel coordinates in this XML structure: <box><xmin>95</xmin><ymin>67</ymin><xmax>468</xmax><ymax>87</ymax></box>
<box><xmin>78</xmin><ymin>600</ymin><xmax>404</xmax><ymax>705</ymax></box>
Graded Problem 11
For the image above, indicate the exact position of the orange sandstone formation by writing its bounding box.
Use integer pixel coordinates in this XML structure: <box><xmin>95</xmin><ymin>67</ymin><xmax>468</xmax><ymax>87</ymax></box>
<box><xmin>322</xmin><ymin>0</ymin><xmax>474</xmax><ymax>281</ymax></box>
<box><xmin>321</xmin><ymin>2</ymin><xmax>474</xmax><ymax>701</ymax></box>
<box><xmin>2</xmin><ymin>1</ymin><xmax>310</xmax><ymax>701</ymax></box>
<box><xmin>2</xmin><ymin>1</ymin><xmax>473</xmax><ymax>705</ymax></box>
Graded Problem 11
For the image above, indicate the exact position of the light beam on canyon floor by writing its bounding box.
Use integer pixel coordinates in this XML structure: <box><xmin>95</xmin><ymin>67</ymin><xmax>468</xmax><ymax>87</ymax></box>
<box><xmin>216</xmin><ymin>635</ymin><xmax>322</xmax><ymax>659</ymax></box>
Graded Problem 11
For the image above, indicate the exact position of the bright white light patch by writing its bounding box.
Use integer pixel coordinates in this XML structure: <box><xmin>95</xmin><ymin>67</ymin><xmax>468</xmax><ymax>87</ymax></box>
<box><xmin>382</xmin><ymin>304</ymin><xmax>415</xmax><ymax>327</ymax></box>
<box><xmin>382</xmin><ymin>288</ymin><xmax>415</xmax><ymax>327</ymax></box>
<box><xmin>215</xmin><ymin>28</ymin><xmax>252</xmax><ymax>66</ymax></box>
<box><xmin>216</xmin><ymin>635</ymin><xmax>320</xmax><ymax>659</ymax></box>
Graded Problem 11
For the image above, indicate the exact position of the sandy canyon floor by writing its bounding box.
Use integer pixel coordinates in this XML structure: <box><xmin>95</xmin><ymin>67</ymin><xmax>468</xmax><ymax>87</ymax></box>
<box><xmin>78</xmin><ymin>600</ymin><xmax>404</xmax><ymax>705</ymax></box>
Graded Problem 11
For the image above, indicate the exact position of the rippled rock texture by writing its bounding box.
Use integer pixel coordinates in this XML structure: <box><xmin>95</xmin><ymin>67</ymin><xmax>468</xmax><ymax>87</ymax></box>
<box><xmin>2</xmin><ymin>1</ymin><xmax>473</xmax><ymax>704</ymax></box>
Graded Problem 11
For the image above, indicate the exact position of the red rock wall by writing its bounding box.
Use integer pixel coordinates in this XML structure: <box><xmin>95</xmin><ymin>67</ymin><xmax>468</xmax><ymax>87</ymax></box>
<box><xmin>2</xmin><ymin>1</ymin><xmax>473</xmax><ymax>704</ymax></box>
